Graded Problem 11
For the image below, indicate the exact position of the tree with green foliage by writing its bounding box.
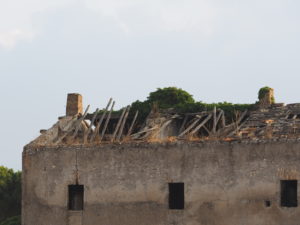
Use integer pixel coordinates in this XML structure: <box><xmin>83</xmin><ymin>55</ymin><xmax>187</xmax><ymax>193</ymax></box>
<box><xmin>130</xmin><ymin>87</ymin><xmax>195</xmax><ymax>122</ymax></box>
<box><xmin>147</xmin><ymin>87</ymin><xmax>195</xmax><ymax>108</ymax></box>
<box><xmin>130</xmin><ymin>87</ymin><xmax>253</xmax><ymax>123</ymax></box>
<box><xmin>0</xmin><ymin>166</ymin><xmax>21</xmax><ymax>225</ymax></box>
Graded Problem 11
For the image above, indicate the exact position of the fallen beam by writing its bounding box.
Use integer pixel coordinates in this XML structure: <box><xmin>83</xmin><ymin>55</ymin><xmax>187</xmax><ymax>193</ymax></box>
<box><xmin>190</xmin><ymin>114</ymin><xmax>212</xmax><ymax>136</ymax></box>
<box><xmin>178</xmin><ymin>115</ymin><xmax>202</xmax><ymax>137</ymax></box>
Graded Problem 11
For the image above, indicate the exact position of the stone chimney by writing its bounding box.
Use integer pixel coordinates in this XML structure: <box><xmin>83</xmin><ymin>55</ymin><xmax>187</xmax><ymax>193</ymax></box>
<box><xmin>66</xmin><ymin>93</ymin><xmax>83</xmax><ymax>116</ymax></box>
<box><xmin>258</xmin><ymin>88</ymin><xmax>274</xmax><ymax>108</ymax></box>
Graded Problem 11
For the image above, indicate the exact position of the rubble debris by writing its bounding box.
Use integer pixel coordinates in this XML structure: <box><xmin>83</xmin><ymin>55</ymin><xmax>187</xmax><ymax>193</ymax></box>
<box><xmin>234</xmin><ymin>103</ymin><xmax>300</xmax><ymax>139</ymax></box>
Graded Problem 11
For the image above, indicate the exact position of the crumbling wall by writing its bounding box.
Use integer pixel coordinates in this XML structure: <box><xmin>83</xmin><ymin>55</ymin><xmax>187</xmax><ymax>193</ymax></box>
<box><xmin>22</xmin><ymin>140</ymin><xmax>300</xmax><ymax>225</ymax></box>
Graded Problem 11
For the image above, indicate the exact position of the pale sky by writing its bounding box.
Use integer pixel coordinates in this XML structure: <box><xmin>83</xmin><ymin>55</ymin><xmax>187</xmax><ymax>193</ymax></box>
<box><xmin>1</xmin><ymin>0</ymin><xmax>300</xmax><ymax>170</ymax></box>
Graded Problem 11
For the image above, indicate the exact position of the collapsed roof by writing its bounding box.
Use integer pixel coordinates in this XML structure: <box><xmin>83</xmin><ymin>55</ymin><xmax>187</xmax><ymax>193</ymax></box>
<box><xmin>28</xmin><ymin>89</ymin><xmax>300</xmax><ymax>147</ymax></box>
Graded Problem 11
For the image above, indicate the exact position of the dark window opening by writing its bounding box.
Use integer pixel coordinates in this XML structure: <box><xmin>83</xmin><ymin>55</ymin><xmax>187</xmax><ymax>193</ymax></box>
<box><xmin>169</xmin><ymin>183</ymin><xmax>184</xmax><ymax>210</ymax></box>
<box><xmin>68</xmin><ymin>185</ymin><xmax>84</xmax><ymax>210</ymax></box>
<box><xmin>265</xmin><ymin>200</ymin><xmax>271</xmax><ymax>207</ymax></box>
<box><xmin>281</xmin><ymin>180</ymin><xmax>297</xmax><ymax>207</ymax></box>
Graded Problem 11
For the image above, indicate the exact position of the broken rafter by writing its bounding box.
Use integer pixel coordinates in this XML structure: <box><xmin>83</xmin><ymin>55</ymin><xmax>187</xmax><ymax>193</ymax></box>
<box><xmin>178</xmin><ymin>115</ymin><xmax>202</xmax><ymax>138</ymax></box>
<box><xmin>211</xmin><ymin>109</ymin><xmax>224</xmax><ymax>134</ymax></box>
<box><xmin>111</xmin><ymin>107</ymin><xmax>126</xmax><ymax>142</ymax></box>
<box><xmin>221</xmin><ymin>111</ymin><xmax>226</xmax><ymax>127</ymax></box>
<box><xmin>99</xmin><ymin>101</ymin><xmax>115</xmax><ymax>142</ymax></box>
<box><xmin>71</xmin><ymin>105</ymin><xmax>90</xmax><ymax>139</ymax></box>
<box><xmin>228</xmin><ymin>119</ymin><xmax>248</xmax><ymax>137</ymax></box>
<box><xmin>90</xmin><ymin>98</ymin><xmax>112</xmax><ymax>142</ymax></box>
<box><xmin>216</xmin><ymin>110</ymin><xmax>224</xmax><ymax>127</ymax></box>
<box><xmin>217</xmin><ymin>110</ymin><xmax>248</xmax><ymax>136</ymax></box>
<box><xmin>236</xmin><ymin>110</ymin><xmax>248</xmax><ymax>124</ymax></box>
<box><xmin>184</xmin><ymin>112</ymin><xmax>210</xmax><ymax>116</ymax></box>
<box><xmin>54</xmin><ymin>105</ymin><xmax>90</xmax><ymax>144</ymax></box>
<box><xmin>203</xmin><ymin>125</ymin><xmax>212</xmax><ymax>136</ymax></box>
<box><xmin>156</xmin><ymin>114</ymin><xmax>179</xmax><ymax>136</ymax></box>
<box><xmin>212</xmin><ymin>107</ymin><xmax>217</xmax><ymax>133</ymax></box>
<box><xmin>126</xmin><ymin>110</ymin><xmax>139</xmax><ymax>138</ymax></box>
<box><xmin>116</xmin><ymin>106</ymin><xmax>131</xmax><ymax>142</ymax></box>
<box><xmin>189</xmin><ymin>114</ymin><xmax>212</xmax><ymax>136</ymax></box>
<box><xmin>131</xmin><ymin>126</ymin><xmax>158</xmax><ymax>139</ymax></box>
<box><xmin>179</xmin><ymin>115</ymin><xmax>188</xmax><ymax>133</ymax></box>
<box><xmin>84</xmin><ymin>108</ymin><xmax>99</xmax><ymax>143</ymax></box>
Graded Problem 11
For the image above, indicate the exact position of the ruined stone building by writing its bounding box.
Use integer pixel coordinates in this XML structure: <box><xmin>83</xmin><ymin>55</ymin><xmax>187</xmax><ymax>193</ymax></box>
<box><xmin>23</xmin><ymin>90</ymin><xmax>300</xmax><ymax>225</ymax></box>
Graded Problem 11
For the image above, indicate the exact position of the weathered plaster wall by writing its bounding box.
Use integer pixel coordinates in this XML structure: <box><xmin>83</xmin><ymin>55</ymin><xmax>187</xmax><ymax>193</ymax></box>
<box><xmin>22</xmin><ymin>141</ymin><xmax>300</xmax><ymax>225</ymax></box>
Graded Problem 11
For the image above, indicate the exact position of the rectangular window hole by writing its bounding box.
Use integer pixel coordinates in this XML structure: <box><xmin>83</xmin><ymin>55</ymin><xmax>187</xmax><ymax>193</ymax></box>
<box><xmin>265</xmin><ymin>200</ymin><xmax>271</xmax><ymax>207</ymax></box>
<box><xmin>68</xmin><ymin>185</ymin><xmax>84</xmax><ymax>210</ymax></box>
<box><xmin>169</xmin><ymin>183</ymin><xmax>184</xmax><ymax>210</ymax></box>
<box><xmin>281</xmin><ymin>180</ymin><xmax>297</xmax><ymax>207</ymax></box>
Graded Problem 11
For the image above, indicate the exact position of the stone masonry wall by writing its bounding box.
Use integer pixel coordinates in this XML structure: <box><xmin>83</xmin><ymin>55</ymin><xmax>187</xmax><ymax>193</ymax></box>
<box><xmin>22</xmin><ymin>141</ymin><xmax>300</xmax><ymax>225</ymax></box>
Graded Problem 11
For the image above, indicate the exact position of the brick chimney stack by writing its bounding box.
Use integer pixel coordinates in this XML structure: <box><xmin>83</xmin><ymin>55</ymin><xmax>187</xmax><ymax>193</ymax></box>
<box><xmin>66</xmin><ymin>93</ymin><xmax>83</xmax><ymax>116</ymax></box>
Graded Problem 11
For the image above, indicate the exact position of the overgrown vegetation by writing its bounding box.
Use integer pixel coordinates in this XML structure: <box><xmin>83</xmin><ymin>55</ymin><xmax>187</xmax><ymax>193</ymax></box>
<box><xmin>130</xmin><ymin>87</ymin><xmax>254</xmax><ymax>123</ymax></box>
<box><xmin>0</xmin><ymin>166</ymin><xmax>21</xmax><ymax>225</ymax></box>
<box><xmin>147</xmin><ymin>87</ymin><xmax>195</xmax><ymax>108</ymax></box>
